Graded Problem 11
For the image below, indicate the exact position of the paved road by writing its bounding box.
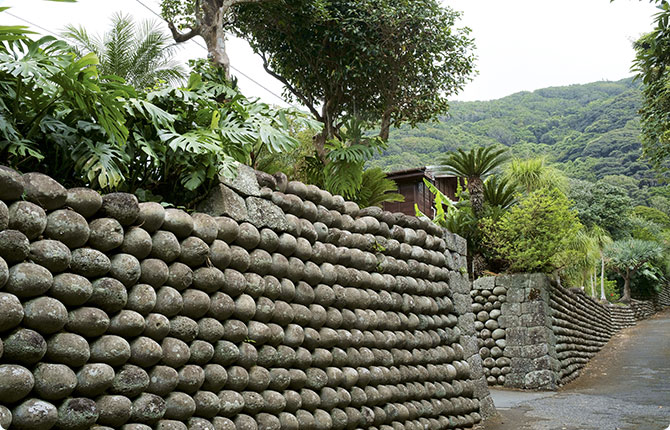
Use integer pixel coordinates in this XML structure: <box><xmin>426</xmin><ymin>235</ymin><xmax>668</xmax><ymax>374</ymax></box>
<box><xmin>482</xmin><ymin>308</ymin><xmax>670</xmax><ymax>430</ymax></box>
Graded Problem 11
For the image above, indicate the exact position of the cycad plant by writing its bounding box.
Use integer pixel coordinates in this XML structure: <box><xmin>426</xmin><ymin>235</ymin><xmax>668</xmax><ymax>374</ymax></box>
<box><xmin>439</xmin><ymin>146</ymin><xmax>509</xmax><ymax>217</ymax></box>
<box><xmin>62</xmin><ymin>12</ymin><xmax>186</xmax><ymax>89</ymax></box>
<box><xmin>605</xmin><ymin>239</ymin><xmax>663</xmax><ymax>303</ymax></box>
<box><xmin>483</xmin><ymin>175</ymin><xmax>517</xmax><ymax>210</ymax></box>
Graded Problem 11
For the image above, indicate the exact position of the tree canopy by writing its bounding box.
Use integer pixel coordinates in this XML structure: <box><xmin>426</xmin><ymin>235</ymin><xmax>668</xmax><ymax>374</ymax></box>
<box><xmin>235</xmin><ymin>0</ymin><xmax>476</xmax><ymax>158</ymax></box>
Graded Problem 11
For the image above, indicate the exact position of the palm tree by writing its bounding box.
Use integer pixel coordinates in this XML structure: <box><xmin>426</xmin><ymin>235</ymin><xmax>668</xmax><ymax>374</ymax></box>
<box><xmin>62</xmin><ymin>12</ymin><xmax>186</xmax><ymax>89</ymax></box>
<box><xmin>605</xmin><ymin>239</ymin><xmax>662</xmax><ymax>303</ymax></box>
<box><xmin>439</xmin><ymin>146</ymin><xmax>509</xmax><ymax>217</ymax></box>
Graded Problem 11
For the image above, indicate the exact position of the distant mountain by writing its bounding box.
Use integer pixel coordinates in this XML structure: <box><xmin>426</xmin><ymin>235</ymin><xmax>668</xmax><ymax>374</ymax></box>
<box><xmin>371</xmin><ymin>78</ymin><xmax>656</xmax><ymax>185</ymax></box>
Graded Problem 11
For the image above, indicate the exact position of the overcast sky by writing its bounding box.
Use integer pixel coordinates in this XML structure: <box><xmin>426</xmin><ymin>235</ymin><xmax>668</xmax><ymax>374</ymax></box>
<box><xmin>0</xmin><ymin>0</ymin><xmax>659</xmax><ymax>104</ymax></box>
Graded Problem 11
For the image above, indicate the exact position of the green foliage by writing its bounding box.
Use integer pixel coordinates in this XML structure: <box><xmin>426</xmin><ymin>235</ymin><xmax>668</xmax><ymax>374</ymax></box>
<box><xmin>482</xmin><ymin>175</ymin><xmax>517</xmax><ymax>210</ymax></box>
<box><xmin>0</xmin><ymin>15</ymin><xmax>316</xmax><ymax>206</ymax></box>
<box><xmin>62</xmin><ymin>12</ymin><xmax>187</xmax><ymax>89</ymax></box>
<box><xmin>632</xmin><ymin>1</ymin><xmax>670</xmax><ymax>176</ymax></box>
<box><xmin>235</xmin><ymin>0</ymin><xmax>476</xmax><ymax>143</ymax></box>
<box><xmin>505</xmin><ymin>157</ymin><xmax>568</xmax><ymax>193</ymax></box>
<box><xmin>369</xmin><ymin>79</ymin><xmax>660</xmax><ymax>195</ymax></box>
<box><xmin>355</xmin><ymin>168</ymin><xmax>404</xmax><ymax>209</ymax></box>
<box><xmin>632</xmin><ymin>205</ymin><xmax>670</xmax><ymax>229</ymax></box>
<box><xmin>481</xmin><ymin>187</ymin><xmax>582</xmax><ymax>273</ymax></box>
<box><xmin>568</xmin><ymin>178</ymin><xmax>633</xmax><ymax>239</ymax></box>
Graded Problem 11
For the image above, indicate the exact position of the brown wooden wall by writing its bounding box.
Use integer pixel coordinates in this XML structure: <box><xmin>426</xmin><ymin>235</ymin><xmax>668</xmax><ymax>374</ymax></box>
<box><xmin>383</xmin><ymin>176</ymin><xmax>458</xmax><ymax>216</ymax></box>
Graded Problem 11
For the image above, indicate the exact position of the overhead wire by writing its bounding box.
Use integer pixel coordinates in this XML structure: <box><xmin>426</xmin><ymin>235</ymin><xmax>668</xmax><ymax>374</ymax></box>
<box><xmin>133</xmin><ymin>0</ymin><xmax>293</xmax><ymax>107</ymax></box>
<box><xmin>5</xmin><ymin>2</ymin><xmax>294</xmax><ymax>107</ymax></box>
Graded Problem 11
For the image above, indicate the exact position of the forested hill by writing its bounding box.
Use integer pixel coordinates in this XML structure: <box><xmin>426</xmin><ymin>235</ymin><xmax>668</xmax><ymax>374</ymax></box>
<box><xmin>371</xmin><ymin>78</ymin><xmax>654</xmax><ymax>184</ymax></box>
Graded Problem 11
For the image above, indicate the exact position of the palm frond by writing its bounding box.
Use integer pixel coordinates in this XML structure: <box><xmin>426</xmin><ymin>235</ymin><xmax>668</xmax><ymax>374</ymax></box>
<box><xmin>438</xmin><ymin>145</ymin><xmax>509</xmax><ymax>179</ymax></box>
<box><xmin>483</xmin><ymin>175</ymin><xmax>517</xmax><ymax>209</ymax></box>
<box><xmin>355</xmin><ymin>167</ymin><xmax>404</xmax><ymax>208</ymax></box>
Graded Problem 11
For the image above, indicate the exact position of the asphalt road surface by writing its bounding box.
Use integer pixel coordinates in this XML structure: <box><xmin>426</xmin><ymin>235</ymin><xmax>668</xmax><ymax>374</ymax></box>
<box><xmin>482</xmin><ymin>308</ymin><xmax>670</xmax><ymax>430</ymax></box>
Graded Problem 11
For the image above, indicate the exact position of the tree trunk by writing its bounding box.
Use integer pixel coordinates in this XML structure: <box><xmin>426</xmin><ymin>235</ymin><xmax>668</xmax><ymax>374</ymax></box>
<box><xmin>201</xmin><ymin>24</ymin><xmax>231</xmax><ymax>79</ymax></box>
<box><xmin>621</xmin><ymin>276</ymin><xmax>632</xmax><ymax>303</ymax></box>
<box><xmin>468</xmin><ymin>176</ymin><xmax>484</xmax><ymax>217</ymax></box>
<box><xmin>313</xmin><ymin>131</ymin><xmax>329</xmax><ymax>165</ymax></box>
<box><xmin>591</xmin><ymin>271</ymin><xmax>596</xmax><ymax>298</ymax></box>
<box><xmin>600</xmin><ymin>257</ymin><xmax>606</xmax><ymax>301</ymax></box>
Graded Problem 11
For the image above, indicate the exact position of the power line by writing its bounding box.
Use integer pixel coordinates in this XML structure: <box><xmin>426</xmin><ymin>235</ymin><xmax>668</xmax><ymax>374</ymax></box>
<box><xmin>132</xmin><ymin>0</ymin><xmax>294</xmax><ymax>107</ymax></box>
<box><xmin>5</xmin><ymin>11</ymin><xmax>58</xmax><ymax>37</ymax></box>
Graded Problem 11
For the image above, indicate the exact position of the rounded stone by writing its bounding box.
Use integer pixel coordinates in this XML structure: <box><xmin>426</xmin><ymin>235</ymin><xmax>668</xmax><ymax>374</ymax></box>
<box><xmin>192</xmin><ymin>213</ymin><xmax>218</xmax><ymax>244</ymax></box>
<box><xmin>28</xmin><ymin>240</ymin><xmax>70</xmax><ymax>273</ymax></box>
<box><xmin>236</xmin><ymin>223</ymin><xmax>260</xmax><ymax>250</ymax></box>
<box><xmin>109</xmin><ymin>310</ymin><xmax>146</xmax><ymax>337</ymax></box>
<box><xmin>66</xmin><ymin>187</ymin><xmax>103</xmax><ymax>217</ymax></box>
<box><xmin>6</xmin><ymin>262</ymin><xmax>53</xmax><ymax>297</ymax></box>
<box><xmin>144</xmin><ymin>313</ymin><xmax>171</xmax><ymax>340</ymax></box>
<box><xmin>22</xmin><ymin>172</ymin><xmax>67</xmax><ymax>210</ymax></box>
<box><xmin>45</xmin><ymin>333</ymin><xmax>90</xmax><ymax>366</ymax></box>
<box><xmin>209</xmin><ymin>240</ymin><xmax>231</xmax><ymax>270</ymax></box>
<box><xmin>0</xmin><ymin>165</ymin><xmax>24</xmax><ymax>201</ymax></box>
<box><xmin>44</xmin><ymin>209</ymin><xmax>90</xmax><ymax>248</ymax></box>
<box><xmin>155</xmin><ymin>286</ymin><xmax>184</xmax><ymax>317</ymax></box>
<box><xmin>193</xmin><ymin>267</ymin><xmax>226</xmax><ymax>293</ymax></box>
<box><xmin>152</xmin><ymin>230</ymin><xmax>181</xmax><ymax>262</ymax></box>
<box><xmin>170</xmin><ymin>316</ymin><xmax>199</xmax><ymax>342</ymax></box>
<box><xmin>164</xmin><ymin>392</ymin><xmax>196</xmax><ymax>420</ymax></box>
<box><xmin>101</xmin><ymin>193</ymin><xmax>140</xmax><ymax>226</ymax></box>
<box><xmin>141</xmin><ymin>259</ymin><xmax>170</xmax><ymax>288</ymax></box>
<box><xmin>23</xmin><ymin>297</ymin><xmax>68</xmax><ymax>334</ymax></box>
<box><xmin>0</xmin><ymin>292</ymin><xmax>24</xmax><ymax>332</ymax></box>
<box><xmin>110</xmin><ymin>253</ymin><xmax>142</xmax><ymax>286</ymax></box>
<box><xmin>193</xmin><ymin>390</ymin><xmax>220</xmax><ymax>418</ymax></box>
<box><xmin>125</xmin><ymin>284</ymin><xmax>155</xmax><ymax>315</ymax></box>
<box><xmin>89</xmin><ymin>335</ymin><xmax>131</xmax><ymax>366</ymax></box>
<box><xmin>122</xmin><ymin>227</ymin><xmax>153</xmax><ymax>259</ymax></box>
<box><xmin>161</xmin><ymin>337</ymin><xmax>191</xmax><ymax>367</ymax></box>
<box><xmin>202</xmin><ymin>364</ymin><xmax>227</xmax><ymax>392</ymax></box>
<box><xmin>50</xmin><ymin>273</ymin><xmax>92</xmax><ymax>306</ymax></box>
<box><xmin>33</xmin><ymin>363</ymin><xmax>77</xmax><ymax>400</ymax></box>
<box><xmin>234</xmin><ymin>414</ymin><xmax>257</xmax><ymax>430</ymax></box>
<box><xmin>111</xmin><ymin>364</ymin><xmax>150</xmax><ymax>397</ymax></box>
<box><xmin>166</xmin><ymin>262</ymin><xmax>193</xmax><ymax>291</ymax></box>
<box><xmin>88</xmin><ymin>218</ymin><xmax>124</xmax><ymax>251</ymax></box>
<box><xmin>0</xmin><ymin>364</ymin><xmax>34</xmax><ymax>403</ymax></box>
<box><xmin>163</xmin><ymin>209</ymin><xmax>194</xmax><ymax>238</ymax></box>
<box><xmin>70</xmin><ymin>247</ymin><xmax>110</xmax><ymax>277</ymax></box>
<box><xmin>89</xmin><ymin>277</ymin><xmax>128</xmax><ymax>313</ymax></box>
<box><xmin>198</xmin><ymin>318</ymin><xmax>224</xmax><ymax>343</ymax></box>
<box><xmin>137</xmin><ymin>202</ymin><xmax>166</xmax><ymax>232</ymax></box>
<box><xmin>215</xmin><ymin>217</ymin><xmax>239</xmax><ymax>243</ymax></box>
<box><xmin>0</xmin><ymin>405</ymin><xmax>11</xmax><ymax>430</ymax></box>
<box><xmin>181</xmin><ymin>236</ymin><xmax>210</xmax><ymax>267</ymax></box>
<box><xmin>8</xmin><ymin>201</ymin><xmax>47</xmax><ymax>240</ymax></box>
<box><xmin>182</xmin><ymin>289</ymin><xmax>211</xmax><ymax>319</ymax></box>
<box><xmin>96</xmin><ymin>395</ymin><xmax>132</xmax><ymax>427</ymax></box>
<box><xmin>148</xmin><ymin>366</ymin><xmax>180</xmax><ymax>396</ymax></box>
<box><xmin>76</xmin><ymin>363</ymin><xmax>115</xmax><ymax>396</ymax></box>
<box><xmin>11</xmin><ymin>399</ymin><xmax>58</xmax><ymax>430</ymax></box>
<box><xmin>56</xmin><ymin>397</ymin><xmax>99</xmax><ymax>430</ymax></box>
<box><xmin>0</xmin><ymin>229</ymin><xmax>29</xmax><ymax>263</ymax></box>
<box><xmin>190</xmin><ymin>340</ymin><xmax>215</xmax><ymax>365</ymax></box>
<box><xmin>66</xmin><ymin>307</ymin><xmax>110</xmax><ymax>337</ymax></box>
<box><xmin>178</xmin><ymin>364</ymin><xmax>206</xmax><ymax>393</ymax></box>
<box><xmin>157</xmin><ymin>420</ymin><xmax>188</xmax><ymax>430</ymax></box>
<box><xmin>131</xmin><ymin>393</ymin><xmax>167</xmax><ymax>423</ymax></box>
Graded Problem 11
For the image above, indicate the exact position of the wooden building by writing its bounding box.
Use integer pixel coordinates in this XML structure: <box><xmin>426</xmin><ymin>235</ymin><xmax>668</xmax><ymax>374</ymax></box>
<box><xmin>382</xmin><ymin>166</ymin><xmax>458</xmax><ymax>216</ymax></box>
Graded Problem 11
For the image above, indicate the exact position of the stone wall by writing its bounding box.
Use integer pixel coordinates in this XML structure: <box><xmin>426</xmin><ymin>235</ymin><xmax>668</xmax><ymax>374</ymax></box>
<box><xmin>470</xmin><ymin>279</ymin><xmax>508</xmax><ymax>387</ymax></box>
<box><xmin>0</xmin><ymin>164</ymin><xmax>492</xmax><ymax>430</ymax></box>
<box><xmin>476</xmin><ymin>274</ymin><xmax>670</xmax><ymax>390</ymax></box>
<box><xmin>549</xmin><ymin>287</ymin><xmax>613</xmax><ymax>385</ymax></box>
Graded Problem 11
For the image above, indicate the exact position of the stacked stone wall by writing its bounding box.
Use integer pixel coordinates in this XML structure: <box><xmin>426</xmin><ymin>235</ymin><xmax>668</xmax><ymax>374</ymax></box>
<box><xmin>657</xmin><ymin>285</ymin><xmax>670</xmax><ymax>308</ymax></box>
<box><xmin>475</xmin><ymin>274</ymin><xmax>669</xmax><ymax>390</ymax></box>
<box><xmin>548</xmin><ymin>287</ymin><xmax>613</xmax><ymax>385</ymax></box>
<box><xmin>0</xmin><ymin>164</ymin><xmax>491</xmax><ymax>430</ymax></box>
<box><xmin>470</xmin><ymin>279</ymin><xmax>508</xmax><ymax>387</ymax></box>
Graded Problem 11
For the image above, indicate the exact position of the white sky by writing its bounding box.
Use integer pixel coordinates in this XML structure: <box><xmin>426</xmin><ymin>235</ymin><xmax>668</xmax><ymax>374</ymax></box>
<box><xmin>0</xmin><ymin>0</ymin><xmax>659</xmax><ymax>104</ymax></box>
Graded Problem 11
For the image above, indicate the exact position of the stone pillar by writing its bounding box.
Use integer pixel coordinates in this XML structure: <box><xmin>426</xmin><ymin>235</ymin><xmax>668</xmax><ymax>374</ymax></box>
<box><xmin>498</xmin><ymin>273</ymin><xmax>560</xmax><ymax>390</ymax></box>
<box><xmin>448</xmin><ymin>234</ymin><xmax>496</xmax><ymax>418</ymax></box>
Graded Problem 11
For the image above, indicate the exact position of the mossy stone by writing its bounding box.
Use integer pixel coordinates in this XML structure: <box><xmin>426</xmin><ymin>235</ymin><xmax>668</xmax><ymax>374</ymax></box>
<box><xmin>44</xmin><ymin>209</ymin><xmax>90</xmax><ymax>248</ymax></box>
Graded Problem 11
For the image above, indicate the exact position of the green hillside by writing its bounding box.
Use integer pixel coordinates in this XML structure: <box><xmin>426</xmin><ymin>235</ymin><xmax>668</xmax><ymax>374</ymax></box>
<box><xmin>371</xmin><ymin>78</ymin><xmax>655</xmax><ymax>184</ymax></box>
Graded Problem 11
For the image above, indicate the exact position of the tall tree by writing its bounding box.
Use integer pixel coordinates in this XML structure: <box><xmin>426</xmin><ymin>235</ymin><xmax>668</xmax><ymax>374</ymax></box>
<box><xmin>605</xmin><ymin>239</ymin><xmax>662</xmax><ymax>303</ymax></box>
<box><xmin>439</xmin><ymin>146</ymin><xmax>509</xmax><ymax>217</ymax></box>
<box><xmin>161</xmin><ymin>0</ymin><xmax>271</xmax><ymax>78</ymax></box>
<box><xmin>234</xmin><ymin>0</ymin><xmax>476</xmax><ymax>162</ymax></box>
<box><xmin>631</xmin><ymin>0</ymin><xmax>670</xmax><ymax>174</ymax></box>
<box><xmin>63</xmin><ymin>13</ymin><xmax>186</xmax><ymax>89</ymax></box>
